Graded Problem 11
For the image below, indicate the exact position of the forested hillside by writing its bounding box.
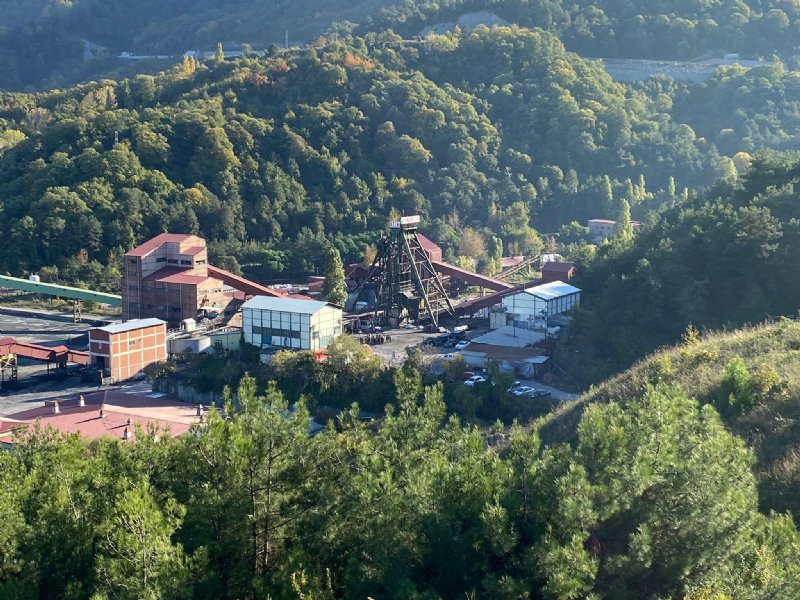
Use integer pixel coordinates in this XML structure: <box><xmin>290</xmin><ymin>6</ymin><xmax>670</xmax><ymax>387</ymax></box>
<box><xmin>5</xmin><ymin>0</ymin><xmax>800</xmax><ymax>90</ymax></box>
<box><xmin>0</xmin><ymin>0</ymin><xmax>393</xmax><ymax>90</ymax></box>
<box><xmin>546</xmin><ymin>318</ymin><xmax>800</xmax><ymax>525</ymax></box>
<box><xmin>0</xmin><ymin>27</ymin><xmax>731</xmax><ymax>289</ymax></box>
<box><xmin>371</xmin><ymin>0</ymin><xmax>800</xmax><ymax>59</ymax></box>
<box><xmin>3</xmin><ymin>369</ymin><xmax>800</xmax><ymax>598</ymax></box>
<box><xmin>562</xmin><ymin>150</ymin><xmax>800</xmax><ymax>382</ymax></box>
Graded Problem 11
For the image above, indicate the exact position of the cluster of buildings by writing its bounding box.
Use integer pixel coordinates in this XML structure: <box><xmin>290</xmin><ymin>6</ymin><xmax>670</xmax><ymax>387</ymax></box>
<box><xmin>49</xmin><ymin>223</ymin><xmax>584</xmax><ymax>385</ymax></box>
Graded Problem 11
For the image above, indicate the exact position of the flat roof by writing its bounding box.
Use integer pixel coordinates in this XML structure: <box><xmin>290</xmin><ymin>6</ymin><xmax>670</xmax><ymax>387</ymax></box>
<box><xmin>242</xmin><ymin>296</ymin><xmax>335</xmax><ymax>314</ymax></box>
<box><xmin>95</xmin><ymin>318</ymin><xmax>166</xmax><ymax>334</ymax></box>
<box><xmin>182</xmin><ymin>246</ymin><xmax>205</xmax><ymax>256</ymax></box>
<box><xmin>517</xmin><ymin>281</ymin><xmax>581</xmax><ymax>301</ymax></box>
<box><xmin>472</xmin><ymin>326</ymin><xmax>545</xmax><ymax>348</ymax></box>
<box><xmin>126</xmin><ymin>233</ymin><xmax>199</xmax><ymax>257</ymax></box>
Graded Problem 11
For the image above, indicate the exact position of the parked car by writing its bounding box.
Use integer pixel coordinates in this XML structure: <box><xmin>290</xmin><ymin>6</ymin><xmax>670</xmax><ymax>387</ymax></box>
<box><xmin>511</xmin><ymin>386</ymin><xmax>534</xmax><ymax>396</ymax></box>
<box><xmin>464</xmin><ymin>375</ymin><xmax>487</xmax><ymax>387</ymax></box>
<box><xmin>462</xmin><ymin>371</ymin><xmax>476</xmax><ymax>380</ymax></box>
<box><xmin>525</xmin><ymin>388</ymin><xmax>552</xmax><ymax>399</ymax></box>
<box><xmin>506</xmin><ymin>381</ymin><xmax>522</xmax><ymax>392</ymax></box>
<box><xmin>454</xmin><ymin>340</ymin><xmax>470</xmax><ymax>351</ymax></box>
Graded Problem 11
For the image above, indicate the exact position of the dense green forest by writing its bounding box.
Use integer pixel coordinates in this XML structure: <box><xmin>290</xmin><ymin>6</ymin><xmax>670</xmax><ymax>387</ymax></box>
<box><xmin>370</xmin><ymin>0</ymin><xmax>800</xmax><ymax>60</ymax></box>
<box><xmin>3</xmin><ymin>365</ymin><xmax>800</xmax><ymax>599</ymax></box>
<box><xmin>0</xmin><ymin>25</ymin><xmax>782</xmax><ymax>289</ymax></box>
<box><xmin>562</xmin><ymin>150</ymin><xmax>800</xmax><ymax>382</ymax></box>
<box><xmin>6</xmin><ymin>0</ymin><xmax>800</xmax><ymax>90</ymax></box>
<box><xmin>0</xmin><ymin>0</ymin><xmax>393</xmax><ymax>90</ymax></box>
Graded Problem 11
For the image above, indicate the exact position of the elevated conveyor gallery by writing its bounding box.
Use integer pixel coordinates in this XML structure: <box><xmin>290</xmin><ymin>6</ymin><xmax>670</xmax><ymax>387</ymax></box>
<box><xmin>206</xmin><ymin>265</ymin><xmax>286</xmax><ymax>298</ymax></box>
<box><xmin>0</xmin><ymin>275</ymin><xmax>122</xmax><ymax>306</ymax></box>
<box><xmin>431</xmin><ymin>261</ymin><xmax>514</xmax><ymax>292</ymax></box>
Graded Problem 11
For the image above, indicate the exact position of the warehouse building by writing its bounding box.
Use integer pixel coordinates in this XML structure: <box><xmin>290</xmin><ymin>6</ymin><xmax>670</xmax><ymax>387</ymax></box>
<box><xmin>88</xmin><ymin>318</ymin><xmax>167</xmax><ymax>382</ymax></box>
<box><xmin>491</xmin><ymin>281</ymin><xmax>581</xmax><ymax>329</ymax></box>
<box><xmin>242</xmin><ymin>297</ymin><xmax>343</xmax><ymax>351</ymax></box>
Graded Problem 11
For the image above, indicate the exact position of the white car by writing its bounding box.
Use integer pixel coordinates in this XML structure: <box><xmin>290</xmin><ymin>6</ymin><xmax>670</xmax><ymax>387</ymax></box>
<box><xmin>454</xmin><ymin>340</ymin><xmax>470</xmax><ymax>351</ymax></box>
<box><xmin>464</xmin><ymin>375</ymin><xmax>487</xmax><ymax>387</ymax></box>
<box><xmin>511</xmin><ymin>386</ymin><xmax>534</xmax><ymax>396</ymax></box>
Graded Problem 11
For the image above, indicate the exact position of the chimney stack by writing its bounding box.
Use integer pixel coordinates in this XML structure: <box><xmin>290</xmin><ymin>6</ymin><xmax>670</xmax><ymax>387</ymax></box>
<box><xmin>53</xmin><ymin>400</ymin><xmax>60</xmax><ymax>414</ymax></box>
<box><xmin>99</xmin><ymin>407</ymin><xmax>105</xmax><ymax>419</ymax></box>
<box><xmin>127</xmin><ymin>417</ymin><xmax>132</xmax><ymax>426</ymax></box>
<box><xmin>122</xmin><ymin>427</ymin><xmax>131</xmax><ymax>440</ymax></box>
<box><xmin>78</xmin><ymin>395</ymin><xmax>85</xmax><ymax>407</ymax></box>
<box><xmin>196</xmin><ymin>403</ymin><xmax>204</xmax><ymax>416</ymax></box>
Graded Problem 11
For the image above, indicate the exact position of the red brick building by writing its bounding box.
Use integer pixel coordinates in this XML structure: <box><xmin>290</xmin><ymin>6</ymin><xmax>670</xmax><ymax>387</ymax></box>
<box><xmin>123</xmin><ymin>233</ymin><xmax>234</xmax><ymax>325</ymax></box>
<box><xmin>89</xmin><ymin>319</ymin><xmax>167</xmax><ymax>382</ymax></box>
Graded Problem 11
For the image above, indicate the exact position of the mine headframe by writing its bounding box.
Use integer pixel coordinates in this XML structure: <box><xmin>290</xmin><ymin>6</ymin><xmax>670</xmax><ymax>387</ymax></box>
<box><xmin>357</xmin><ymin>216</ymin><xmax>455</xmax><ymax>326</ymax></box>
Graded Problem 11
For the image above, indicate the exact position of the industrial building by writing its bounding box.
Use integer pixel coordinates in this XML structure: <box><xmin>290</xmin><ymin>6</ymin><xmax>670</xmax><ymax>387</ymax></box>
<box><xmin>88</xmin><ymin>318</ymin><xmax>167</xmax><ymax>382</ymax></box>
<box><xmin>242</xmin><ymin>297</ymin><xmax>343</xmax><ymax>351</ymax></box>
<box><xmin>541</xmin><ymin>261</ymin><xmax>576</xmax><ymax>284</ymax></box>
<box><xmin>587</xmin><ymin>218</ymin><xmax>642</xmax><ymax>241</ymax></box>
<box><xmin>491</xmin><ymin>281</ymin><xmax>581</xmax><ymax>329</ymax></box>
<box><xmin>352</xmin><ymin>216</ymin><xmax>512</xmax><ymax>326</ymax></box>
<box><xmin>122</xmin><ymin>233</ymin><xmax>283</xmax><ymax>326</ymax></box>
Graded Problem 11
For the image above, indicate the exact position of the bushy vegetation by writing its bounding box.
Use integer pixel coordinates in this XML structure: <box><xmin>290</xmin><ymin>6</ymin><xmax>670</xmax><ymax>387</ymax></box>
<box><xmin>2</xmin><ymin>371</ymin><xmax>800</xmax><ymax>598</ymax></box>
<box><xmin>545</xmin><ymin>318</ymin><xmax>800</xmax><ymax>521</ymax></box>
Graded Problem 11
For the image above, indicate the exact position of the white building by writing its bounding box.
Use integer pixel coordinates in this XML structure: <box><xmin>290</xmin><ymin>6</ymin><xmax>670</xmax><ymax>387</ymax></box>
<box><xmin>242</xmin><ymin>297</ymin><xmax>342</xmax><ymax>351</ymax></box>
<box><xmin>491</xmin><ymin>281</ymin><xmax>581</xmax><ymax>329</ymax></box>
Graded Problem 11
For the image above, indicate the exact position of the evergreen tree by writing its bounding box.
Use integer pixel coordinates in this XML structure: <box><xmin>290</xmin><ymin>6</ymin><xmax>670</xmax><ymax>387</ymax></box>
<box><xmin>322</xmin><ymin>246</ymin><xmax>347</xmax><ymax>305</ymax></box>
<box><xmin>214</xmin><ymin>42</ymin><xmax>224</xmax><ymax>64</ymax></box>
<box><xmin>613</xmin><ymin>199</ymin><xmax>633</xmax><ymax>240</ymax></box>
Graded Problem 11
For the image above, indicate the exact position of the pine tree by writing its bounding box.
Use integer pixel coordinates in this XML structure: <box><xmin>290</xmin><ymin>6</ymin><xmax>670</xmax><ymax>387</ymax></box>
<box><xmin>613</xmin><ymin>199</ymin><xmax>633</xmax><ymax>240</ymax></box>
<box><xmin>214</xmin><ymin>42</ymin><xmax>225</xmax><ymax>64</ymax></box>
<box><xmin>322</xmin><ymin>247</ymin><xmax>348</xmax><ymax>305</ymax></box>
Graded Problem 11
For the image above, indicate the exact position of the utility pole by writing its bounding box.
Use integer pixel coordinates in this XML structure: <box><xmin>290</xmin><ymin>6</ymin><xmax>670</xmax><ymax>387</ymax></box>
<box><xmin>285</xmin><ymin>29</ymin><xmax>289</xmax><ymax>49</ymax></box>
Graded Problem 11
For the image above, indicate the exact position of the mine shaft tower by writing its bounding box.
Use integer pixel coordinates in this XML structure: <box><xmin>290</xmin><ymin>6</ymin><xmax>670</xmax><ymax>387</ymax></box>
<box><xmin>360</xmin><ymin>216</ymin><xmax>455</xmax><ymax>326</ymax></box>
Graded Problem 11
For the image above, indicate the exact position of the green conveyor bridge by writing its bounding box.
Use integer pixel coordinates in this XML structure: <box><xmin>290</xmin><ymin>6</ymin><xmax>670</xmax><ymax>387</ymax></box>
<box><xmin>0</xmin><ymin>275</ymin><xmax>122</xmax><ymax>307</ymax></box>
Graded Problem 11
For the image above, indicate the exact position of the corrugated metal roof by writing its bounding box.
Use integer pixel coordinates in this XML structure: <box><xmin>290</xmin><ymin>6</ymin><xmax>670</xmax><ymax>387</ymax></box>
<box><xmin>96</xmin><ymin>319</ymin><xmax>166</xmax><ymax>334</ymax></box>
<box><xmin>242</xmin><ymin>296</ymin><xmax>334</xmax><ymax>314</ymax></box>
<box><xmin>520</xmin><ymin>281</ymin><xmax>581</xmax><ymax>300</ymax></box>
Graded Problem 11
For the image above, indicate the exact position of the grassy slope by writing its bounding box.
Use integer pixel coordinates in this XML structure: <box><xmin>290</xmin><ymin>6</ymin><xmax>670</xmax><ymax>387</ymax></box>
<box><xmin>540</xmin><ymin>318</ymin><xmax>800</xmax><ymax>518</ymax></box>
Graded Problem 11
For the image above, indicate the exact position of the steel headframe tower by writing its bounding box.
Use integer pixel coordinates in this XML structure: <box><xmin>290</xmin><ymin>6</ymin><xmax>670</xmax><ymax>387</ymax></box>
<box><xmin>361</xmin><ymin>216</ymin><xmax>455</xmax><ymax>326</ymax></box>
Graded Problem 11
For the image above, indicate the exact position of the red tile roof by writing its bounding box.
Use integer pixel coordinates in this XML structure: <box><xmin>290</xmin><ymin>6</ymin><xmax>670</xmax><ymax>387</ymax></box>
<box><xmin>142</xmin><ymin>267</ymin><xmax>213</xmax><ymax>285</ymax></box>
<box><xmin>182</xmin><ymin>246</ymin><xmax>205</xmax><ymax>256</ymax></box>
<box><xmin>126</xmin><ymin>233</ymin><xmax>197</xmax><ymax>257</ymax></box>
<box><xmin>0</xmin><ymin>391</ymin><xmax>199</xmax><ymax>444</ymax></box>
